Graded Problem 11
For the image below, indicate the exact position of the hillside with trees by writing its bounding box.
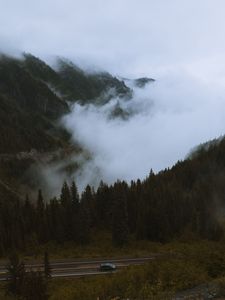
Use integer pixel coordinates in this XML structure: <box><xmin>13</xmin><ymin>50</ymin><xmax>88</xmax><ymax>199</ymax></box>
<box><xmin>1</xmin><ymin>136</ymin><xmax>225</xmax><ymax>254</ymax></box>
<box><xmin>0</xmin><ymin>53</ymin><xmax>132</xmax><ymax>154</ymax></box>
<box><xmin>2</xmin><ymin>53</ymin><xmax>225</xmax><ymax>299</ymax></box>
<box><xmin>0</xmin><ymin>53</ymin><xmax>133</xmax><ymax>200</ymax></box>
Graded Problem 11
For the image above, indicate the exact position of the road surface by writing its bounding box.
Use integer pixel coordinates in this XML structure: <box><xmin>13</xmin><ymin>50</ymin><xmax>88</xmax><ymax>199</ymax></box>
<box><xmin>0</xmin><ymin>256</ymin><xmax>156</xmax><ymax>281</ymax></box>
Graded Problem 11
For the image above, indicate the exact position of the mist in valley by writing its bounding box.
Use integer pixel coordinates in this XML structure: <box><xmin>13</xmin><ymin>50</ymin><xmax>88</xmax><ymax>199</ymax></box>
<box><xmin>59</xmin><ymin>69</ymin><xmax>225</xmax><ymax>191</ymax></box>
<box><xmin>1</xmin><ymin>0</ymin><xmax>225</xmax><ymax>191</ymax></box>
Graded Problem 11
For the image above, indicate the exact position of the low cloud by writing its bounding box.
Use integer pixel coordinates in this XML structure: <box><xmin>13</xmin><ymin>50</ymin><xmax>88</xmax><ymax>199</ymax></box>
<box><xmin>61</xmin><ymin>69</ymin><xmax>225</xmax><ymax>190</ymax></box>
<box><xmin>2</xmin><ymin>0</ymin><xmax>225</xmax><ymax>191</ymax></box>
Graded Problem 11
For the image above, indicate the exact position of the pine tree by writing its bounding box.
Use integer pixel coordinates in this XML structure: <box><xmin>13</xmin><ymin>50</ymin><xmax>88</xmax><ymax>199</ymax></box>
<box><xmin>6</xmin><ymin>253</ymin><xmax>25</xmax><ymax>297</ymax></box>
<box><xmin>70</xmin><ymin>180</ymin><xmax>79</xmax><ymax>211</ymax></box>
<box><xmin>60</xmin><ymin>181</ymin><xmax>73</xmax><ymax>240</ymax></box>
<box><xmin>36</xmin><ymin>189</ymin><xmax>47</xmax><ymax>243</ymax></box>
<box><xmin>70</xmin><ymin>181</ymin><xmax>80</xmax><ymax>241</ymax></box>
<box><xmin>44</xmin><ymin>251</ymin><xmax>51</xmax><ymax>278</ymax></box>
<box><xmin>37</xmin><ymin>190</ymin><xmax>45</xmax><ymax>212</ymax></box>
<box><xmin>81</xmin><ymin>185</ymin><xmax>96</xmax><ymax>226</ymax></box>
<box><xmin>47</xmin><ymin>198</ymin><xmax>64</xmax><ymax>243</ymax></box>
<box><xmin>96</xmin><ymin>181</ymin><xmax>111</xmax><ymax>229</ymax></box>
<box><xmin>21</xmin><ymin>271</ymin><xmax>49</xmax><ymax>300</ymax></box>
<box><xmin>23</xmin><ymin>194</ymin><xmax>35</xmax><ymax>236</ymax></box>
<box><xmin>112</xmin><ymin>182</ymin><xmax>129</xmax><ymax>247</ymax></box>
<box><xmin>77</xmin><ymin>187</ymin><xmax>92</xmax><ymax>244</ymax></box>
<box><xmin>60</xmin><ymin>181</ymin><xmax>71</xmax><ymax>207</ymax></box>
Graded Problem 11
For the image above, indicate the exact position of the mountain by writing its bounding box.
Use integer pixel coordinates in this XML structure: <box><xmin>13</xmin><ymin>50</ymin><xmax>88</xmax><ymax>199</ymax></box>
<box><xmin>0</xmin><ymin>53</ymin><xmax>133</xmax><ymax>198</ymax></box>
<box><xmin>0</xmin><ymin>54</ymin><xmax>69</xmax><ymax>153</ymax></box>
<box><xmin>0</xmin><ymin>53</ymin><xmax>133</xmax><ymax>154</ymax></box>
<box><xmin>134</xmin><ymin>77</ymin><xmax>155</xmax><ymax>88</ymax></box>
<box><xmin>56</xmin><ymin>58</ymin><xmax>132</xmax><ymax>103</ymax></box>
<box><xmin>122</xmin><ymin>76</ymin><xmax>155</xmax><ymax>88</ymax></box>
<box><xmin>1</xmin><ymin>53</ymin><xmax>225</xmax><ymax>253</ymax></box>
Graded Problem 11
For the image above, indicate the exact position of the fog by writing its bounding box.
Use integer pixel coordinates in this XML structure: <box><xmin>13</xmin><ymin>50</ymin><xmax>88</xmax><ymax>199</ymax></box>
<box><xmin>1</xmin><ymin>0</ymin><xmax>225</xmax><ymax>77</ymax></box>
<box><xmin>62</xmin><ymin>70</ymin><xmax>225</xmax><ymax>190</ymax></box>
<box><xmin>1</xmin><ymin>0</ymin><xmax>225</xmax><ymax>188</ymax></box>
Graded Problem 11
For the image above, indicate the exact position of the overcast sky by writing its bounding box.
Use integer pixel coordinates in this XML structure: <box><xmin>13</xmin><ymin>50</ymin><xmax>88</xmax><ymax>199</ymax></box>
<box><xmin>2</xmin><ymin>0</ymin><xmax>225</xmax><ymax>188</ymax></box>
<box><xmin>1</xmin><ymin>0</ymin><xmax>225</xmax><ymax>78</ymax></box>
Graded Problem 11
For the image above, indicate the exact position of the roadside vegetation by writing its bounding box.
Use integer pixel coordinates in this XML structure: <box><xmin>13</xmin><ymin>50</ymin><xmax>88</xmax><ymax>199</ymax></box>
<box><xmin>1</xmin><ymin>239</ymin><xmax>225</xmax><ymax>299</ymax></box>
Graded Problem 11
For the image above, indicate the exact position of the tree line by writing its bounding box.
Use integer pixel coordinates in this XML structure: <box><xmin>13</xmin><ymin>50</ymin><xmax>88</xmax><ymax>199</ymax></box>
<box><xmin>2</xmin><ymin>137</ymin><xmax>225</xmax><ymax>254</ymax></box>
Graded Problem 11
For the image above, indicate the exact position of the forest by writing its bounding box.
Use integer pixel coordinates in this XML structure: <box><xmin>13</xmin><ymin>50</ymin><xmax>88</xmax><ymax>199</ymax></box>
<box><xmin>1</xmin><ymin>54</ymin><xmax>225</xmax><ymax>299</ymax></box>
<box><xmin>1</xmin><ymin>136</ymin><xmax>225</xmax><ymax>255</ymax></box>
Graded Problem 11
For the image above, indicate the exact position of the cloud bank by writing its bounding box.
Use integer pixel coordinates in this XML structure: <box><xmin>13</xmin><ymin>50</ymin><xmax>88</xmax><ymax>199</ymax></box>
<box><xmin>62</xmin><ymin>69</ymin><xmax>225</xmax><ymax>190</ymax></box>
<box><xmin>1</xmin><ymin>0</ymin><xmax>225</xmax><ymax>77</ymax></box>
<box><xmin>1</xmin><ymin>0</ymin><xmax>225</xmax><ymax>189</ymax></box>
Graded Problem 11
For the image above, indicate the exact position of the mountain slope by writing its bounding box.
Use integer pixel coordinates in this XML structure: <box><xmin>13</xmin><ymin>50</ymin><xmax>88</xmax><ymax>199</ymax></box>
<box><xmin>1</xmin><ymin>52</ymin><xmax>225</xmax><ymax>245</ymax></box>
<box><xmin>53</xmin><ymin>58</ymin><xmax>132</xmax><ymax>103</ymax></box>
<box><xmin>0</xmin><ymin>53</ymin><xmax>132</xmax><ymax>154</ymax></box>
<box><xmin>0</xmin><ymin>53</ymin><xmax>133</xmax><ymax>196</ymax></box>
<box><xmin>0</xmin><ymin>55</ymin><xmax>70</xmax><ymax>154</ymax></box>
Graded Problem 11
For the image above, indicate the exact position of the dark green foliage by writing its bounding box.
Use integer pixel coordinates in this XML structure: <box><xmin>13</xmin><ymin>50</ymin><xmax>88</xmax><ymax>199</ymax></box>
<box><xmin>70</xmin><ymin>181</ymin><xmax>80</xmax><ymax>241</ymax></box>
<box><xmin>60</xmin><ymin>181</ymin><xmax>71</xmax><ymax>208</ymax></box>
<box><xmin>95</xmin><ymin>181</ymin><xmax>113</xmax><ymax>229</ymax></box>
<box><xmin>0</xmin><ymin>55</ymin><xmax>69</xmax><ymax>155</ymax></box>
<box><xmin>5</xmin><ymin>252</ymin><xmax>49</xmax><ymax>299</ymax></box>
<box><xmin>0</xmin><ymin>134</ymin><xmax>224</xmax><ymax>252</ymax></box>
<box><xmin>47</xmin><ymin>197</ymin><xmax>64</xmax><ymax>243</ymax></box>
<box><xmin>2</xmin><ymin>137</ymin><xmax>225</xmax><ymax>254</ymax></box>
<box><xmin>23</xmin><ymin>195</ymin><xmax>35</xmax><ymax>237</ymax></box>
<box><xmin>21</xmin><ymin>271</ymin><xmax>49</xmax><ymax>300</ymax></box>
<box><xmin>0</xmin><ymin>53</ymin><xmax>132</xmax><ymax>204</ymax></box>
<box><xmin>56</xmin><ymin>58</ymin><xmax>132</xmax><ymax>103</ymax></box>
<box><xmin>206</xmin><ymin>251</ymin><xmax>225</xmax><ymax>278</ymax></box>
<box><xmin>0</xmin><ymin>55</ymin><xmax>68</xmax><ymax>118</ymax></box>
<box><xmin>77</xmin><ymin>186</ymin><xmax>92</xmax><ymax>244</ymax></box>
<box><xmin>0</xmin><ymin>93</ymin><xmax>66</xmax><ymax>154</ymax></box>
<box><xmin>0</xmin><ymin>53</ymin><xmax>131</xmax><ymax>156</ymax></box>
<box><xmin>36</xmin><ymin>190</ymin><xmax>48</xmax><ymax>243</ymax></box>
<box><xmin>60</xmin><ymin>181</ymin><xmax>81</xmax><ymax>241</ymax></box>
<box><xmin>44</xmin><ymin>251</ymin><xmax>51</xmax><ymax>279</ymax></box>
<box><xmin>112</xmin><ymin>181</ymin><xmax>129</xmax><ymax>247</ymax></box>
<box><xmin>70</xmin><ymin>180</ymin><xmax>79</xmax><ymax>211</ymax></box>
<box><xmin>23</xmin><ymin>53</ymin><xmax>61</xmax><ymax>87</ymax></box>
<box><xmin>6</xmin><ymin>253</ymin><xmax>25</xmax><ymax>297</ymax></box>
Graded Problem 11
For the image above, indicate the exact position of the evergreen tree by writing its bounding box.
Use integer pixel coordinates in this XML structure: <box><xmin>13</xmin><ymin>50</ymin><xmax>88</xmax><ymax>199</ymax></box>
<box><xmin>112</xmin><ymin>182</ymin><xmax>129</xmax><ymax>247</ymax></box>
<box><xmin>37</xmin><ymin>190</ymin><xmax>45</xmax><ymax>212</ymax></box>
<box><xmin>36</xmin><ymin>189</ymin><xmax>47</xmax><ymax>243</ymax></box>
<box><xmin>48</xmin><ymin>198</ymin><xmax>64</xmax><ymax>243</ymax></box>
<box><xmin>81</xmin><ymin>185</ymin><xmax>96</xmax><ymax>226</ymax></box>
<box><xmin>96</xmin><ymin>181</ymin><xmax>112</xmax><ymax>229</ymax></box>
<box><xmin>60</xmin><ymin>181</ymin><xmax>71</xmax><ymax>207</ymax></box>
<box><xmin>44</xmin><ymin>251</ymin><xmax>51</xmax><ymax>278</ymax></box>
<box><xmin>6</xmin><ymin>253</ymin><xmax>25</xmax><ymax>297</ymax></box>
<box><xmin>70</xmin><ymin>180</ymin><xmax>79</xmax><ymax>211</ymax></box>
<box><xmin>77</xmin><ymin>187</ymin><xmax>92</xmax><ymax>244</ymax></box>
<box><xmin>60</xmin><ymin>181</ymin><xmax>73</xmax><ymax>240</ymax></box>
<box><xmin>23</xmin><ymin>194</ymin><xmax>35</xmax><ymax>236</ymax></box>
<box><xmin>21</xmin><ymin>271</ymin><xmax>49</xmax><ymax>300</ymax></box>
<box><xmin>70</xmin><ymin>181</ymin><xmax>80</xmax><ymax>241</ymax></box>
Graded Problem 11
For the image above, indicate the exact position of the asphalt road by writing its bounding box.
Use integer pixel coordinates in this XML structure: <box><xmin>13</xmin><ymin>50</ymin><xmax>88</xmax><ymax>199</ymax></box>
<box><xmin>0</xmin><ymin>256</ymin><xmax>156</xmax><ymax>280</ymax></box>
